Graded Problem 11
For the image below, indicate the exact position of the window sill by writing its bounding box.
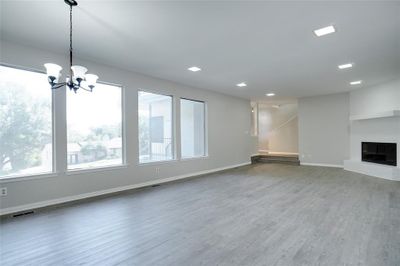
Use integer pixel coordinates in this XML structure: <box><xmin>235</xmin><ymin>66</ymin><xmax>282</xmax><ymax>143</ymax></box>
<box><xmin>180</xmin><ymin>155</ymin><xmax>209</xmax><ymax>162</ymax></box>
<box><xmin>66</xmin><ymin>164</ymin><xmax>129</xmax><ymax>176</ymax></box>
<box><xmin>0</xmin><ymin>172</ymin><xmax>59</xmax><ymax>183</ymax></box>
<box><xmin>138</xmin><ymin>159</ymin><xmax>179</xmax><ymax>166</ymax></box>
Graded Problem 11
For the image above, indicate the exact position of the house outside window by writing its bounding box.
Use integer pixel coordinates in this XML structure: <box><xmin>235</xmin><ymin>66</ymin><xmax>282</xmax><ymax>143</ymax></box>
<box><xmin>67</xmin><ymin>82</ymin><xmax>123</xmax><ymax>170</ymax></box>
<box><xmin>138</xmin><ymin>91</ymin><xmax>173</xmax><ymax>163</ymax></box>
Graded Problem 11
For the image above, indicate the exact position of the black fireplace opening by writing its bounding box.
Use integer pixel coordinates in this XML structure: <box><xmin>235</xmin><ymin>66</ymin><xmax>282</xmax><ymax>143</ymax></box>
<box><xmin>362</xmin><ymin>142</ymin><xmax>397</xmax><ymax>166</ymax></box>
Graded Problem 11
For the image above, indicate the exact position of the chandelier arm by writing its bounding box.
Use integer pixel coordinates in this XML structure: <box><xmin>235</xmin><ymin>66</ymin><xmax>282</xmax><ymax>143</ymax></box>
<box><xmin>78</xmin><ymin>85</ymin><xmax>93</xmax><ymax>92</ymax></box>
<box><xmin>51</xmin><ymin>82</ymin><xmax>67</xmax><ymax>90</ymax></box>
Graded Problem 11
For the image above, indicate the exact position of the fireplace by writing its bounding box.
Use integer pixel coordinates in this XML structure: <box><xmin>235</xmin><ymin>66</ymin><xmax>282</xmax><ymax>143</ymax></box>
<box><xmin>362</xmin><ymin>142</ymin><xmax>397</xmax><ymax>166</ymax></box>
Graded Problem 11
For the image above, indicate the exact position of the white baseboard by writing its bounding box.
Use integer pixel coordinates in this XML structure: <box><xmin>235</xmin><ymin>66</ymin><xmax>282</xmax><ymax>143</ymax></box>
<box><xmin>0</xmin><ymin>162</ymin><xmax>251</xmax><ymax>216</ymax></box>
<box><xmin>300</xmin><ymin>162</ymin><xmax>343</xmax><ymax>168</ymax></box>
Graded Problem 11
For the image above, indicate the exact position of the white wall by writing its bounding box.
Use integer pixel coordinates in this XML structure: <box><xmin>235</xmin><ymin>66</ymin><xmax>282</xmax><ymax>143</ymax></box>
<box><xmin>298</xmin><ymin>93</ymin><xmax>350</xmax><ymax>166</ymax></box>
<box><xmin>258</xmin><ymin>103</ymin><xmax>298</xmax><ymax>154</ymax></box>
<box><xmin>350</xmin><ymin>79</ymin><xmax>400</xmax><ymax>115</ymax></box>
<box><xmin>298</xmin><ymin>81</ymin><xmax>399</xmax><ymax>173</ymax></box>
<box><xmin>349</xmin><ymin>79</ymin><xmax>400</xmax><ymax>167</ymax></box>
<box><xmin>0</xmin><ymin>41</ymin><xmax>253</xmax><ymax>212</ymax></box>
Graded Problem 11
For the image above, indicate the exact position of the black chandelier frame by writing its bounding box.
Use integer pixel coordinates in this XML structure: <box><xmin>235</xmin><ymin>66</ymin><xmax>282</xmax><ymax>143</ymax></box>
<box><xmin>48</xmin><ymin>0</ymin><xmax>94</xmax><ymax>93</ymax></box>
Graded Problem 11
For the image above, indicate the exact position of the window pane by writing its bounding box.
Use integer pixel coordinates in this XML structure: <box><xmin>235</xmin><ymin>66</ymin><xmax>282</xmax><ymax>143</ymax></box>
<box><xmin>138</xmin><ymin>91</ymin><xmax>173</xmax><ymax>163</ymax></box>
<box><xmin>67</xmin><ymin>83</ymin><xmax>122</xmax><ymax>169</ymax></box>
<box><xmin>180</xmin><ymin>99</ymin><xmax>206</xmax><ymax>158</ymax></box>
<box><xmin>0</xmin><ymin>66</ymin><xmax>53</xmax><ymax>178</ymax></box>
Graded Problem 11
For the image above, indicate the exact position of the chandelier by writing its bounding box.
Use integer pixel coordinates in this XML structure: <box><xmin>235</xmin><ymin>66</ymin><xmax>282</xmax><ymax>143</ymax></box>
<box><xmin>44</xmin><ymin>0</ymin><xmax>98</xmax><ymax>92</ymax></box>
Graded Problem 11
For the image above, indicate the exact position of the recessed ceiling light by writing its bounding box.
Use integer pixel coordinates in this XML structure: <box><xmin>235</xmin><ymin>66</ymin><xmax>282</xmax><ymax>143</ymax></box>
<box><xmin>314</xmin><ymin>25</ymin><xmax>336</xmax><ymax>37</ymax></box>
<box><xmin>188</xmin><ymin>66</ymin><xmax>201</xmax><ymax>72</ymax></box>
<box><xmin>266</xmin><ymin>93</ymin><xmax>275</xmax><ymax>97</ymax></box>
<box><xmin>237</xmin><ymin>82</ymin><xmax>247</xmax><ymax>87</ymax></box>
<box><xmin>350</xmin><ymin>80</ymin><xmax>362</xmax><ymax>85</ymax></box>
<box><xmin>338</xmin><ymin>63</ymin><xmax>353</xmax><ymax>69</ymax></box>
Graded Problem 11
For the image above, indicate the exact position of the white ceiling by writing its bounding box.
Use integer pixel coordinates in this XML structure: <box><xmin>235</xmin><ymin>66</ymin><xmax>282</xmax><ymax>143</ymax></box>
<box><xmin>1</xmin><ymin>1</ymin><xmax>399</xmax><ymax>100</ymax></box>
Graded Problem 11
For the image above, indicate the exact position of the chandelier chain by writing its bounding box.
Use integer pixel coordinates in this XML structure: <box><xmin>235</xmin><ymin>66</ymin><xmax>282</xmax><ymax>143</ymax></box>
<box><xmin>69</xmin><ymin>5</ymin><xmax>73</xmax><ymax>79</ymax></box>
<box><xmin>44</xmin><ymin>0</ymin><xmax>97</xmax><ymax>92</ymax></box>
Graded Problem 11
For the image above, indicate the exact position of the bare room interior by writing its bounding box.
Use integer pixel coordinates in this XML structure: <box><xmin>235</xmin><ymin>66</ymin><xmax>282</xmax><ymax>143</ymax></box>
<box><xmin>0</xmin><ymin>1</ymin><xmax>399</xmax><ymax>265</ymax></box>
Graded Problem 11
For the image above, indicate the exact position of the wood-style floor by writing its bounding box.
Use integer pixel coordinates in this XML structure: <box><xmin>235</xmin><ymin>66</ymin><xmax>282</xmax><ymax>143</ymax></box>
<box><xmin>1</xmin><ymin>163</ymin><xmax>400</xmax><ymax>266</ymax></box>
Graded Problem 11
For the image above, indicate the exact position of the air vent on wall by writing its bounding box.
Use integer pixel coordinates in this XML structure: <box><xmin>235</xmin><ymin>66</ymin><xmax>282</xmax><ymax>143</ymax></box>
<box><xmin>13</xmin><ymin>211</ymin><xmax>35</xmax><ymax>218</ymax></box>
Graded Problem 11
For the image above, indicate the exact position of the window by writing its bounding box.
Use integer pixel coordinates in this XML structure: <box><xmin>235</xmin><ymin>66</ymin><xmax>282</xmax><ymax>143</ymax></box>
<box><xmin>180</xmin><ymin>98</ymin><xmax>206</xmax><ymax>158</ymax></box>
<box><xmin>138</xmin><ymin>91</ymin><xmax>173</xmax><ymax>163</ymax></box>
<box><xmin>67</xmin><ymin>83</ymin><xmax>123</xmax><ymax>169</ymax></box>
<box><xmin>0</xmin><ymin>65</ymin><xmax>53</xmax><ymax>178</ymax></box>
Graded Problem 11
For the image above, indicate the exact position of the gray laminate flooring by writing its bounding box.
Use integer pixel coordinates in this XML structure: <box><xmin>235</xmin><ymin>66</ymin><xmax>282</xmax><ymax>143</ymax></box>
<box><xmin>1</xmin><ymin>163</ymin><xmax>400</xmax><ymax>266</ymax></box>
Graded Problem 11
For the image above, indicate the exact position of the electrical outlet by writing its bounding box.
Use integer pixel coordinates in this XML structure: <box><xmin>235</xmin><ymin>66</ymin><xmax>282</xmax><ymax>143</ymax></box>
<box><xmin>0</xmin><ymin>187</ymin><xmax>7</xmax><ymax>196</ymax></box>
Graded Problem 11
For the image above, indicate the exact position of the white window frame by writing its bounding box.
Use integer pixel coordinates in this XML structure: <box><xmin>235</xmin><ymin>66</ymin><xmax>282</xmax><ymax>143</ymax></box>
<box><xmin>0</xmin><ymin>63</ymin><xmax>56</xmax><ymax>181</ymax></box>
<box><xmin>137</xmin><ymin>90</ymin><xmax>176</xmax><ymax>165</ymax></box>
<box><xmin>66</xmin><ymin>81</ymin><xmax>126</xmax><ymax>173</ymax></box>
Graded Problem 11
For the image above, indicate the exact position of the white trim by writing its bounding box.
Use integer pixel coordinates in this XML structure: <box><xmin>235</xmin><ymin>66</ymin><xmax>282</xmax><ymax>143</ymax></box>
<box><xmin>300</xmin><ymin>162</ymin><xmax>343</xmax><ymax>168</ymax></box>
<box><xmin>0</xmin><ymin>172</ymin><xmax>59</xmax><ymax>184</ymax></box>
<box><xmin>121</xmin><ymin>84</ymin><xmax>127</xmax><ymax>166</ymax></box>
<box><xmin>138</xmin><ymin>159</ymin><xmax>179</xmax><ymax>166</ymax></box>
<box><xmin>0</xmin><ymin>162</ymin><xmax>250</xmax><ymax>216</ymax></box>
<box><xmin>0</xmin><ymin>62</ymin><xmax>46</xmax><ymax>75</ymax></box>
<box><xmin>180</xmin><ymin>155</ymin><xmax>209</xmax><ymax>162</ymax></box>
<box><xmin>51</xmin><ymin>85</ymin><xmax>57</xmax><ymax>175</ymax></box>
<box><xmin>66</xmin><ymin>164</ymin><xmax>128</xmax><ymax>176</ymax></box>
<box><xmin>258</xmin><ymin>150</ymin><xmax>299</xmax><ymax>156</ymax></box>
<box><xmin>349</xmin><ymin>110</ymin><xmax>400</xmax><ymax>121</ymax></box>
<box><xmin>267</xmin><ymin>151</ymin><xmax>299</xmax><ymax>155</ymax></box>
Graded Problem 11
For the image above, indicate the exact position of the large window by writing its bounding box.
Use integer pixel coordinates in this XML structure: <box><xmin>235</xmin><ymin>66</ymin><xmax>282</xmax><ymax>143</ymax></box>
<box><xmin>180</xmin><ymin>98</ymin><xmax>206</xmax><ymax>158</ymax></box>
<box><xmin>0</xmin><ymin>65</ymin><xmax>53</xmax><ymax>178</ymax></box>
<box><xmin>138</xmin><ymin>91</ymin><xmax>173</xmax><ymax>163</ymax></box>
<box><xmin>67</xmin><ymin>83</ymin><xmax>123</xmax><ymax>169</ymax></box>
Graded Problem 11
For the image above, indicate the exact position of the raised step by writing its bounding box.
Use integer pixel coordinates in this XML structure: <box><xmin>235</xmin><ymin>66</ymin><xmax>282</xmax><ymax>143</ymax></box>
<box><xmin>252</xmin><ymin>154</ymin><xmax>300</xmax><ymax>165</ymax></box>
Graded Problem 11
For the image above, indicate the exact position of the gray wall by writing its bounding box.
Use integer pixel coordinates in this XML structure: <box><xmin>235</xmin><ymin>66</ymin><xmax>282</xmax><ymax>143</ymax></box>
<box><xmin>0</xmin><ymin>41</ymin><xmax>253</xmax><ymax>211</ymax></box>
<box><xmin>258</xmin><ymin>103</ymin><xmax>298</xmax><ymax>154</ymax></box>
<box><xmin>298</xmin><ymin>93</ymin><xmax>349</xmax><ymax>166</ymax></box>
<box><xmin>350</xmin><ymin>79</ymin><xmax>400</xmax><ymax>115</ymax></box>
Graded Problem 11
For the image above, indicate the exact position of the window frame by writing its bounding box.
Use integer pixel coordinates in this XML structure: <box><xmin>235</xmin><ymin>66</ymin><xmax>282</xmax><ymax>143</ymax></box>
<box><xmin>66</xmin><ymin>80</ymin><xmax>126</xmax><ymax>172</ymax></box>
<box><xmin>179</xmin><ymin>97</ymin><xmax>208</xmax><ymax>159</ymax></box>
<box><xmin>0</xmin><ymin>63</ymin><xmax>56</xmax><ymax>181</ymax></box>
<box><xmin>0</xmin><ymin>63</ymin><xmax>211</xmax><ymax>182</ymax></box>
<box><xmin>137</xmin><ymin>89</ymin><xmax>176</xmax><ymax>165</ymax></box>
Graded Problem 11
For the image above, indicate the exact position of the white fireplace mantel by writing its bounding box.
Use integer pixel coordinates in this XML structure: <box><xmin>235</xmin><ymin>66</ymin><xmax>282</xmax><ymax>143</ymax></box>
<box><xmin>349</xmin><ymin>109</ymin><xmax>400</xmax><ymax>121</ymax></box>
